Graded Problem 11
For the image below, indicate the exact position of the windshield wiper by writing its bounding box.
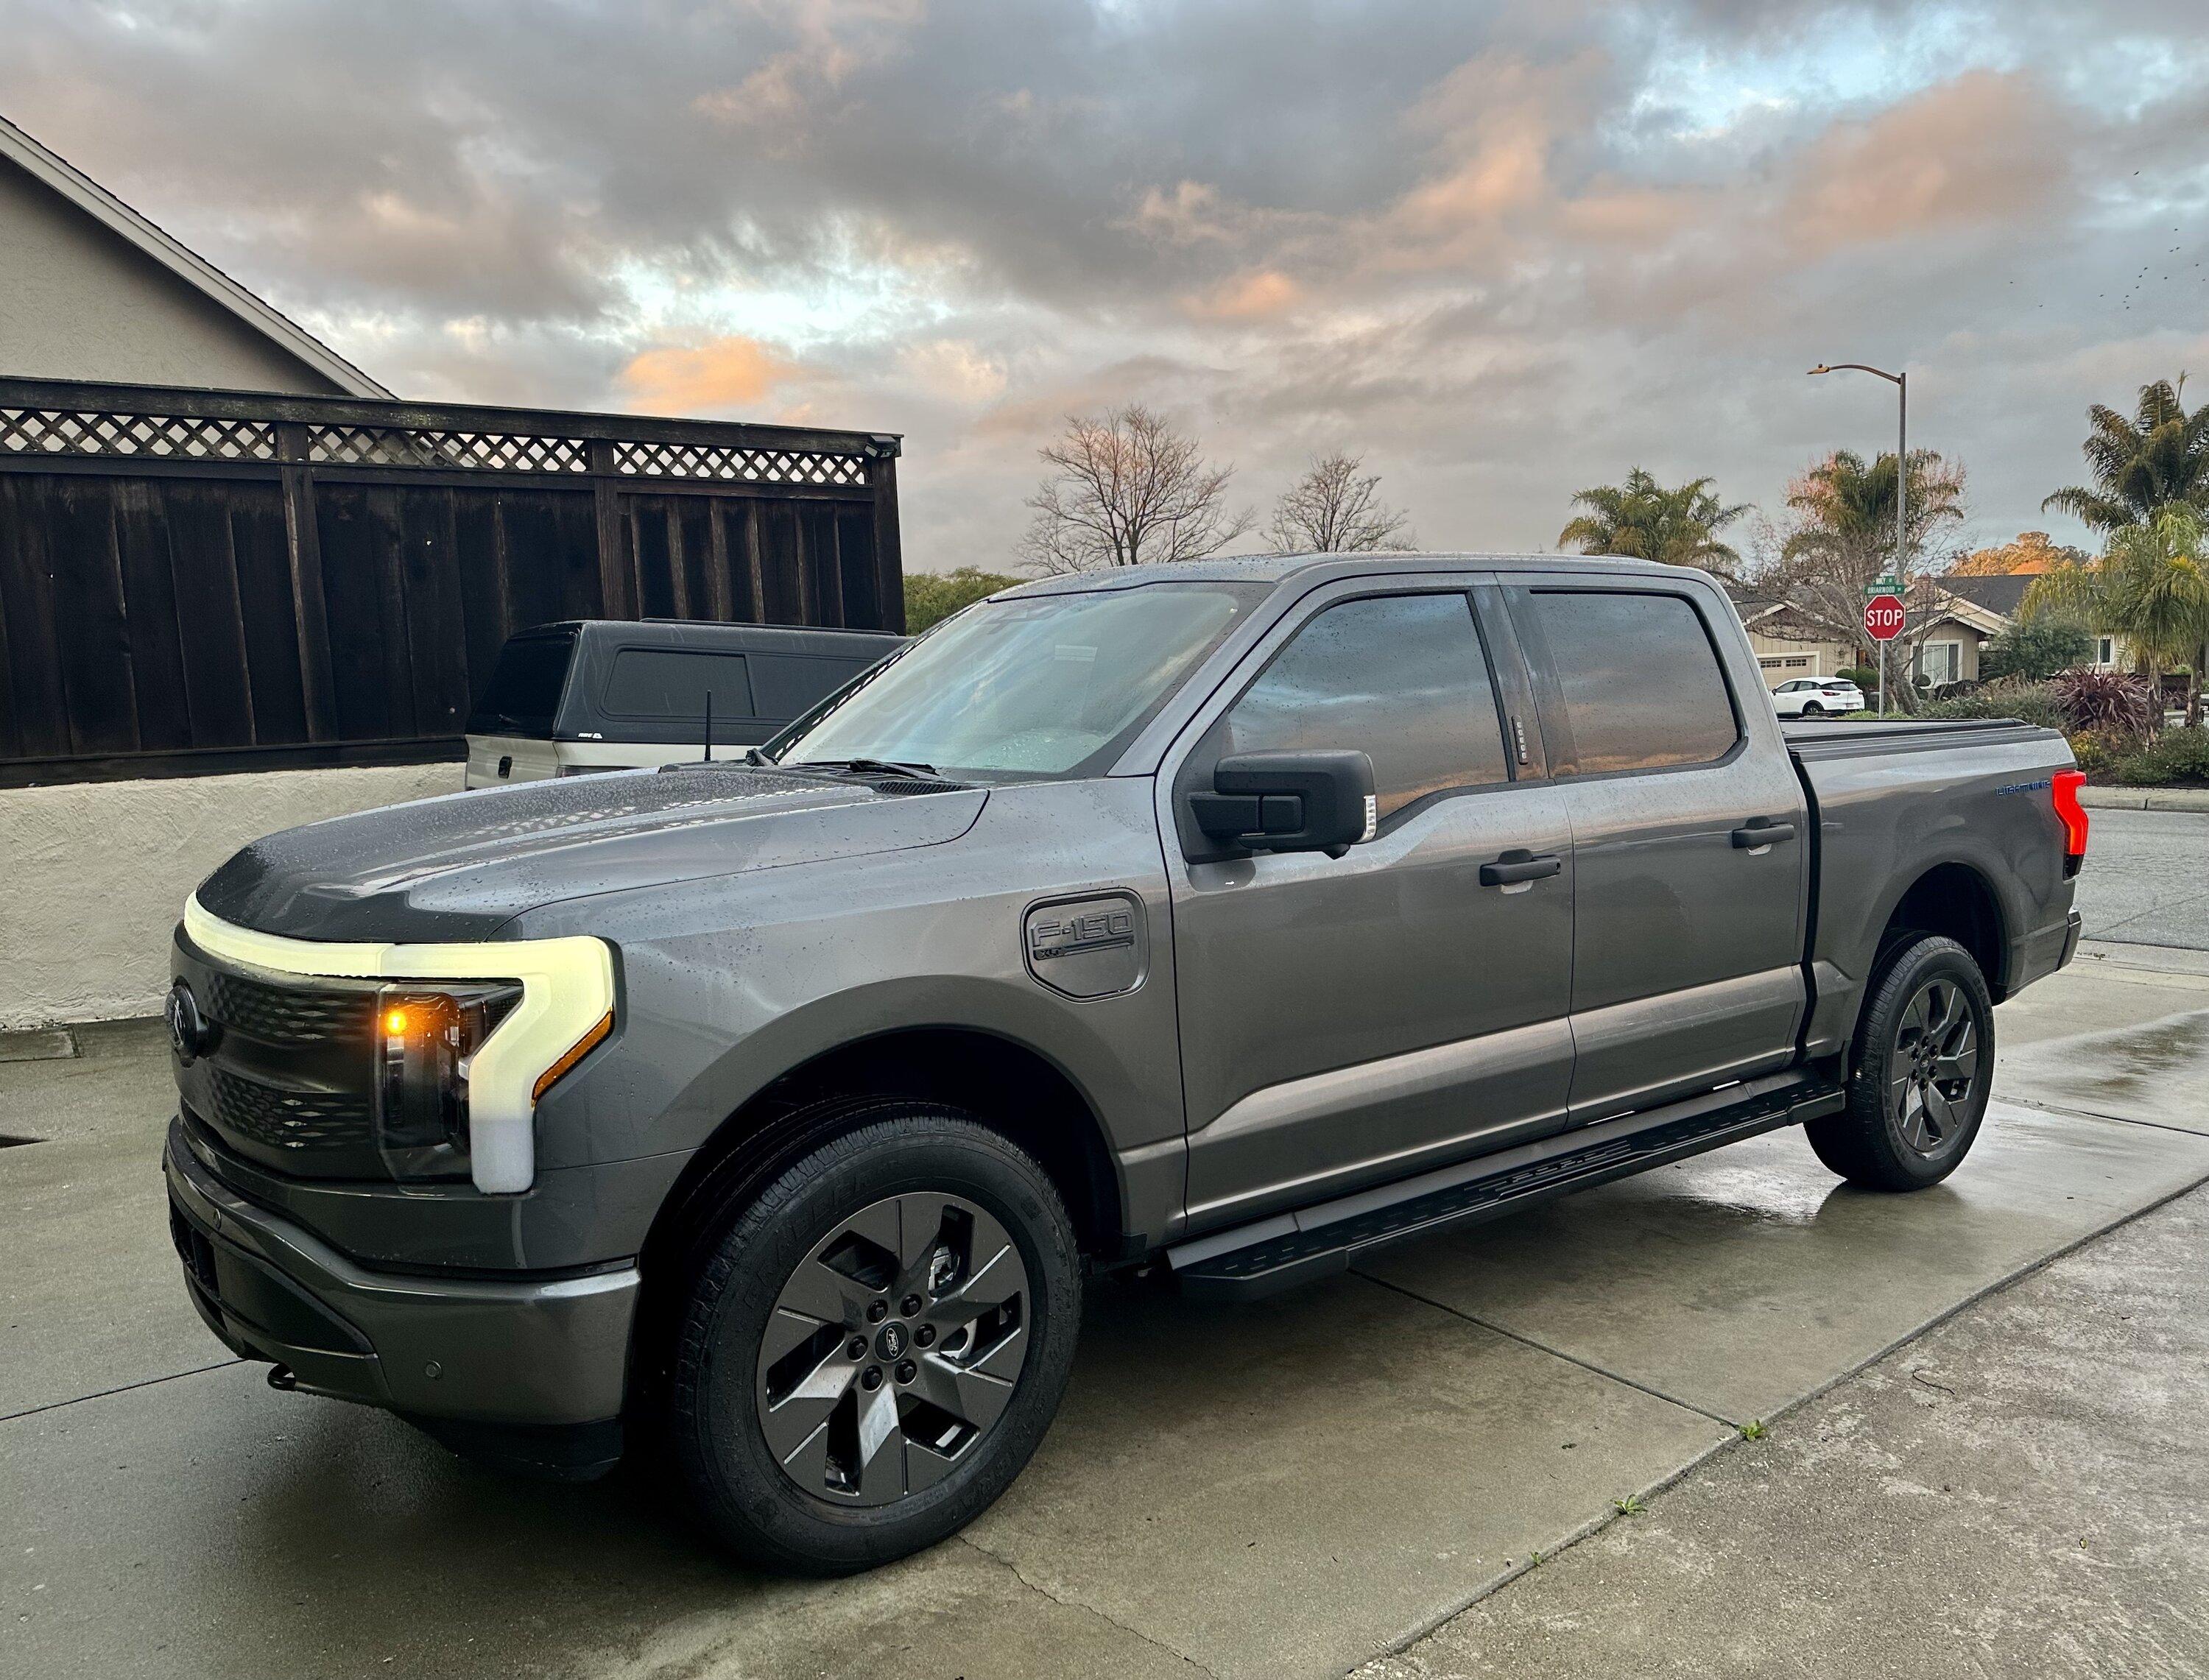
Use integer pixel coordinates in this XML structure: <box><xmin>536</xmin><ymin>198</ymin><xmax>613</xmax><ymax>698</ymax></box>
<box><xmin>786</xmin><ymin>756</ymin><xmax>947</xmax><ymax>780</ymax></box>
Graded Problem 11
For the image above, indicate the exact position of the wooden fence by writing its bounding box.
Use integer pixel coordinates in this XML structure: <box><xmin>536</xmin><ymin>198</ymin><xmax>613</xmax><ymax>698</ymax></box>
<box><xmin>0</xmin><ymin>378</ymin><xmax>903</xmax><ymax>785</ymax></box>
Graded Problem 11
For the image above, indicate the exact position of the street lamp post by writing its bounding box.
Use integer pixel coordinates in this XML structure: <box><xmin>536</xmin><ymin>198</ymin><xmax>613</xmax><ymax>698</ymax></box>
<box><xmin>1808</xmin><ymin>362</ymin><xmax>1907</xmax><ymax>717</ymax></box>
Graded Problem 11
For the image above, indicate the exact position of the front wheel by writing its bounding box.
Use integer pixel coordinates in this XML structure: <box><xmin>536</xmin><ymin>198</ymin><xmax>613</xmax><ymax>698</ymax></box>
<box><xmin>1806</xmin><ymin>934</ymin><xmax>1994</xmax><ymax>1190</ymax></box>
<box><xmin>667</xmin><ymin>1109</ymin><xmax>1082</xmax><ymax>1573</ymax></box>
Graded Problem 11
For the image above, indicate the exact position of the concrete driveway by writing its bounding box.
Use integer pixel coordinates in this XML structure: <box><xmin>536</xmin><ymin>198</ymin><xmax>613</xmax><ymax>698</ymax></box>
<box><xmin>6</xmin><ymin>830</ymin><xmax>2209</xmax><ymax>1676</ymax></box>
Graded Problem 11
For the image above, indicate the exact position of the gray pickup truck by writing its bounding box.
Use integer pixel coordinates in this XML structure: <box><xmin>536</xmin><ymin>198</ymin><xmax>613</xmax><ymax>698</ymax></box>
<box><xmin>162</xmin><ymin>553</ymin><xmax>2088</xmax><ymax>1573</ymax></box>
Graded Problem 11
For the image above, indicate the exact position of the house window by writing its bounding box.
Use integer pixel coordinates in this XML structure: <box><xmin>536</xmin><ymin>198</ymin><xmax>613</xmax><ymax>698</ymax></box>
<box><xmin>2096</xmin><ymin>637</ymin><xmax>2115</xmax><ymax>668</ymax></box>
<box><xmin>1917</xmin><ymin>642</ymin><xmax>1961</xmax><ymax>685</ymax></box>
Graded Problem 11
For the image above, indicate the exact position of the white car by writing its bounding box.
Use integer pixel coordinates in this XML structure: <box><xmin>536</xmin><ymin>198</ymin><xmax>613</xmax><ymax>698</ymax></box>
<box><xmin>1771</xmin><ymin>677</ymin><xmax>1865</xmax><ymax>717</ymax></box>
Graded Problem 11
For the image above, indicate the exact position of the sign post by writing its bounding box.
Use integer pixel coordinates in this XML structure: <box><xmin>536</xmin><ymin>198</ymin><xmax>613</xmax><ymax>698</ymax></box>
<box><xmin>1864</xmin><ymin>591</ymin><xmax>1906</xmax><ymax>718</ymax></box>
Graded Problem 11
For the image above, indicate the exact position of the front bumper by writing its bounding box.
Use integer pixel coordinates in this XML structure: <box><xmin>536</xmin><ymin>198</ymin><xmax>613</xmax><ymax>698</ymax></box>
<box><xmin>163</xmin><ymin>1118</ymin><xmax>638</xmax><ymax>1439</ymax></box>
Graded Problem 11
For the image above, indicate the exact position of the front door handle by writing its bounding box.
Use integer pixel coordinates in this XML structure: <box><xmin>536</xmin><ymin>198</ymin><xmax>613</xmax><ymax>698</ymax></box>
<box><xmin>1479</xmin><ymin>850</ymin><xmax>1563</xmax><ymax>886</ymax></box>
<box><xmin>1730</xmin><ymin>819</ymin><xmax>1797</xmax><ymax>849</ymax></box>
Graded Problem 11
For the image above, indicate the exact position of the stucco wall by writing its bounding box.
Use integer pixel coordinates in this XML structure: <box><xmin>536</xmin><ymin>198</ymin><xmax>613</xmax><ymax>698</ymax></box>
<box><xmin>0</xmin><ymin>155</ymin><xmax>343</xmax><ymax>393</ymax></box>
<box><xmin>0</xmin><ymin>763</ymin><xmax>462</xmax><ymax>1030</ymax></box>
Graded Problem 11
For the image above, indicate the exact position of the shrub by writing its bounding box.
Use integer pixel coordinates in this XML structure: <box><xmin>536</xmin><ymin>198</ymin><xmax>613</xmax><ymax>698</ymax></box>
<box><xmin>2115</xmin><ymin>727</ymin><xmax>2209</xmax><ymax>786</ymax></box>
<box><xmin>1837</xmin><ymin>666</ymin><xmax>1881</xmax><ymax>691</ymax></box>
<box><xmin>1980</xmin><ymin>620</ymin><xmax>2093</xmax><ymax>682</ymax></box>
<box><xmin>2067</xmin><ymin>731</ymin><xmax>2118</xmax><ymax>778</ymax></box>
<box><xmin>1916</xmin><ymin>678</ymin><xmax>2068</xmax><ymax>732</ymax></box>
<box><xmin>2048</xmin><ymin>668</ymin><xmax>2160</xmax><ymax>741</ymax></box>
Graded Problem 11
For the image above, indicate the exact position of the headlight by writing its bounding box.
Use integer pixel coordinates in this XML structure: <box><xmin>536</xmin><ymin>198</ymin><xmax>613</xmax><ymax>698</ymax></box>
<box><xmin>374</xmin><ymin>982</ymin><xmax>522</xmax><ymax>1175</ymax></box>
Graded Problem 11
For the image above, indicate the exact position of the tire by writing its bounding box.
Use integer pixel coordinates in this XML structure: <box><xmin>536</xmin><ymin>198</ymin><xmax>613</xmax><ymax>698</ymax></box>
<box><xmin>667</xmin><ymin>1106</ymin><xmax>1081</xmax><ymax>1573</ymax></box>
<box><xmin>1800</xmin><ymin>701</ymin><xmax>1824</xmax><ymax>716</ymax></box>
<box><xmin>1806</xmin><ymin>935</ymin><xmax>1994</xmax><ymax>1191</ymax></box>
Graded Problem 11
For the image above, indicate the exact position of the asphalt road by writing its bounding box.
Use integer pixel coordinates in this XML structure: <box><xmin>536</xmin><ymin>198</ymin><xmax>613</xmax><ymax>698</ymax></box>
<box><xmin>2074</xmin><ymin>805</ymin><xmax>2209</xmax><ymax>951</ymax></box>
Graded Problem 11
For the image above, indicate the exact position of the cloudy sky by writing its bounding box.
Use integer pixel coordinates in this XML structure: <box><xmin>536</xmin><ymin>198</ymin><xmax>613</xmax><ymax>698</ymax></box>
<box><xmin>4</xmin><ymin>0</ymin><xmax>2205</xmax><ymax>571</ymax></box>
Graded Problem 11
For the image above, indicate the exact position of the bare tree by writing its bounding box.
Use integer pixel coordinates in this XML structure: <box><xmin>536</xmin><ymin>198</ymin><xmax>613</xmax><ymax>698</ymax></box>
<box><xmin>1021</xmin><ymin>405</ymin><xmax>1253</xmax><ymax>573</ymax></box>
<box><xmin>1267</xmin><ymin>451</ymin><xmax>1415</xmax><ymax>553</ymax></box>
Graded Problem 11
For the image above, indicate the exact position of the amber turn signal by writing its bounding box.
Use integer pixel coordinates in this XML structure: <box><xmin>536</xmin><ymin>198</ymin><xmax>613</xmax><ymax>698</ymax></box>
<box><xmin>533</xmin><ymin>1009</ymin><xmax>614</xmax><ymax>1101</ymax></box>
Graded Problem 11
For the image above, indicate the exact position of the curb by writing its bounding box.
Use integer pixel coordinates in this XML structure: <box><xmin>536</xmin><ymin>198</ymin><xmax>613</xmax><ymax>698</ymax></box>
<box><xmin>2077</xmin><ymin>785</ymin><xmax>2209</xmax><ymax>812</ymax></box>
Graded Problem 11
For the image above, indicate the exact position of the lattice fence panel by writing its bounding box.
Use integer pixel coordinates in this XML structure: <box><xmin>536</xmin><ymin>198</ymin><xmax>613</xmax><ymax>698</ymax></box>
<box><xmin>614</xmin><ymin>439</ymin><xmax>867</xmax><ymax>486</ymax></box>
<box><xmin>0</xmin><ymin>408</ymin><xmax>278</xmax><ymax>461</ymax></box>
<box><xmin>307</xmin><ymin>426</ymin><xmax>588</xmax><ymax>473</ymax></box>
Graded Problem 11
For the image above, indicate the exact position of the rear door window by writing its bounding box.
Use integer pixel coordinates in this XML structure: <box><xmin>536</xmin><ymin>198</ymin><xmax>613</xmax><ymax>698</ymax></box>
<box><xmin>1526</xmin><ymin>590</ymin><xmax>1740</xmax><ymax>774</ymax></box>
<box><xmin>1212</xmin><ymin>592</ymin><xmax>1510</xmax><ymax>821</ymax></box>
<box><xmin>601</xmin><ymin>649</ymin><xmax>755</xmax><ymax>721</ymax></box>
<box><xmin>467</xmin><ymin>633</ymin><xmax>575</xmax><ymax>736</ymax></box>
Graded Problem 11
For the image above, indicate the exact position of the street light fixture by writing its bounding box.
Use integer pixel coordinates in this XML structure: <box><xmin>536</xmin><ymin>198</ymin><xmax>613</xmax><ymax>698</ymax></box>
<box><xmin>1808</xmin><ymin>362</ymin><xmax>1907</xmax><ymax>717</ymax></box>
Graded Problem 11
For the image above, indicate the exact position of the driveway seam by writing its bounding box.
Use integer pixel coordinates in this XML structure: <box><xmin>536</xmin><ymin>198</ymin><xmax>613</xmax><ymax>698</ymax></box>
<box><xmin>1995</xmin><ymin>1093</ymin><xmax>2209</xmax><ymax>1137</ymax></box>
<box><xmin>1349</xmin><ymin>1168</ymin><xmax>2209</xmax><ymax>1676</ymax></box>
<box><xmin>957</xmin><ymin>1534</ymin><xmax>1224</xmax><ymax>1678</ymax></box>
<box><xmin>0</xmin><ymin>1358</ymin><xmax>243</xmax><ymax>1427</ymax></box>
<box><xmin>1354</xmin><ymin>1270</ymin><xmax>1741</xmax><ymax>1427</ymax></box>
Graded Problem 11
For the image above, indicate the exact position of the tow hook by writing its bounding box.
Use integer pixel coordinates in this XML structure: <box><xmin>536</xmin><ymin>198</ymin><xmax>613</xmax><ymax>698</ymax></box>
<box><xmin>267</xmin><ymin>1364</ymin><xmax>297</xmax><ymax>1392</ymax></box>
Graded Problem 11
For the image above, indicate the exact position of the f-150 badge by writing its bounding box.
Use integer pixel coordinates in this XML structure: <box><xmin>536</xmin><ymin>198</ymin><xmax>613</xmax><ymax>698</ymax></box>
<box><xmin>1024</xmin><ymin>893</ymin><xmax>1146</xmax><ymax>998</ymax></box>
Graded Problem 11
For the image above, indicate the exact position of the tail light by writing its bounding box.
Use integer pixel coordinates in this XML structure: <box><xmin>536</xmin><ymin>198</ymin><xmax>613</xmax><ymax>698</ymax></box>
<box><xmin>2052</xmin><ymin>769</ymin><xmax>2089</xmax><ymax>878</ymax></box>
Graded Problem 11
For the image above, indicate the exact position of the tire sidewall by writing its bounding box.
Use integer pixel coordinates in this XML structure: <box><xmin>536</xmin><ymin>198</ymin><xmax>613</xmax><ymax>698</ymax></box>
<box><xmin>670</xmin><ymin>1112</ymin><xmax>1080</xmax><ymax>1573</ymax></box>
<box><xmin>1851</xmin><ymin>936</ymin><xmax>1995</xmax><ymax>1186</ymax></box>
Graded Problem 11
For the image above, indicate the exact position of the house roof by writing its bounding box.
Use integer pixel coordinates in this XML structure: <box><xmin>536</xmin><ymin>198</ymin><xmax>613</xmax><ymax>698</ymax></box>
<box><xmin>1939</xmin><ymin>573</ymin><xmax>2034</xmax><ymax>618</ymax></box>
<box><xmin>0</xmin><ymin>111</ymin><xmax>390</xmax><ymax>399</ymax></box>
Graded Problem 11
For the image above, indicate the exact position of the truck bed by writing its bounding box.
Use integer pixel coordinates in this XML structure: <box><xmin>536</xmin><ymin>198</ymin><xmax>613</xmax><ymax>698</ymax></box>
<box><xmin>1782</xmin><ymin>714</ymin><xmax>2077</xmax><ymax>1062</ymax></box>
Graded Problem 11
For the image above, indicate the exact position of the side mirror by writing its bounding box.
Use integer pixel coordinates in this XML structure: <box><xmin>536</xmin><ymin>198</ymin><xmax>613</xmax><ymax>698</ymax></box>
<box><xmin>1187</xmin><ymin>749</ymin><xmax>1378</xmax><ymax>856</ymax></box>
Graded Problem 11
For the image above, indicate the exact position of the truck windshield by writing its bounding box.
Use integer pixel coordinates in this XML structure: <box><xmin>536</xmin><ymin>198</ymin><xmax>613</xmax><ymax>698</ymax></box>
<box><xmin>772</xmin><ymin>582</ymin><xmax>1261</xmax><ymax>780</ymax></box>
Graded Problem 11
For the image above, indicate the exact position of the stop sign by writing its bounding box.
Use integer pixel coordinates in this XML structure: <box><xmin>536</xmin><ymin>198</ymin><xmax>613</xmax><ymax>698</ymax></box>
<box><xmin>1864</xmin><ymin>593</ymin><xmax>1905</xmax><ymax>641</ymax></box>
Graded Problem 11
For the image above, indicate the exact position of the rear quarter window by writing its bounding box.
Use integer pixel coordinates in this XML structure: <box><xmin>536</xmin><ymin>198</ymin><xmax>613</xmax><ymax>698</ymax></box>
<box><xmin>1528</xmin><ymin>590</ymin><xmax>1741</xmax><ymax>774</ymax></box>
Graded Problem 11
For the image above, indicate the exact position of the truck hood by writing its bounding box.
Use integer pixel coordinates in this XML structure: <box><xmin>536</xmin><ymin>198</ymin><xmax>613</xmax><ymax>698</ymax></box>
<box><xmin>193</xmin><ymin>766</ymin><xmax>989</xmax><ymax>943</ymax></box>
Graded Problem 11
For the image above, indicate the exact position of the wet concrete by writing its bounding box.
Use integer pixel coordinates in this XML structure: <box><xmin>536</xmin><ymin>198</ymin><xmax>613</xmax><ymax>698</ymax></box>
<box><xmin>1361</xmin><ymin>1179</ymin><xmax>2209</xmax><ymax>1680</ymax></box>
<box><xmin>6</xmin><ymin>950</ymin><xmax>2209</xmax><ymax>1679</ymax></box>
<box><xmin>1356</xmin><ymin>1101</ymin><xmax>2209</xmax><ymax>1425</ymax></box>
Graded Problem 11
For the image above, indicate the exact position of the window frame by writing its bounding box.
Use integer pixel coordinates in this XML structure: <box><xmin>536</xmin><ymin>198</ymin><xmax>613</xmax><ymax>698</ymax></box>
<box><xmin>1504</xmin><ymin>581</ymin><xmax>1750</xmax><ymax>784</ymax></box>
<box><xmin>1167</xmin><ymin>577</ymin><xmax>1541</xmax><ymax>855</ymax></box>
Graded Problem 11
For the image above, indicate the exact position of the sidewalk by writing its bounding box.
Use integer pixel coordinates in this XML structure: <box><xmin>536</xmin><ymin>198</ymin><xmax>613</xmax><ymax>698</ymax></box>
<box><xmin>2078</xmin><ymin>785</ymin><xmax>2209</xmax><ymax>812</ymax></box>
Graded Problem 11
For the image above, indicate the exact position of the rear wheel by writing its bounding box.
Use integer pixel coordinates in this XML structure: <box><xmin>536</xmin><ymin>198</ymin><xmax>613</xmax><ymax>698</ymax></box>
<box><xmin>1807</xmin><ymin>935</ymin><xmax>1994</xmax><ymax>1190</ymax></box>
<box><xmin>667</xmin><ymin>1108</ymin><xmax>1081</xmax><ymax>1573</ymax></box>
<box><xmin>1800</xmin><ymin>700</ymin><xmax>1825</xmax><ymax>716</ymax></box>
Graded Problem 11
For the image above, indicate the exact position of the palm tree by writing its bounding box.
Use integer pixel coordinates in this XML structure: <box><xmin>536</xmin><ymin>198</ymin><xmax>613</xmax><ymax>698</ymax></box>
<box><xmin>2024</xmin><ymin>507</ymin><xmax>2209</xmax><ymax>724</ymax></box>
<box><xmin>1558</xmin><ymin>468</ymin><xmax>1749</xmax><ymax>572</ymax></box>
<box><xmin>1772</xmin><ymin>449</ymin><xmax>1966</xmax><ymax>713</ymax></box>
<box><xmin>2042</xmin><ymin>376</ymin><xmax>2209</xmax><ymax>534</ymax></box>
<box><xmin>1780</xmin><ymin>448</ymin><xmax>1965</xmax><ymax>571</ymax></box>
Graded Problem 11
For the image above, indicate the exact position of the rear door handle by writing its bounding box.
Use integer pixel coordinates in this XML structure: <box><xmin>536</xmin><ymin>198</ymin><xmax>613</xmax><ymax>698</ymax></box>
<box><xmin>1730</xmin><ymin>819</ymin><xmax>1797</xmax><ymax>848</ymax></box>
<box><xmin>1479</xmin><ymin>850</ymin><xmax>1563</xmax><ymax>886</ymax></box>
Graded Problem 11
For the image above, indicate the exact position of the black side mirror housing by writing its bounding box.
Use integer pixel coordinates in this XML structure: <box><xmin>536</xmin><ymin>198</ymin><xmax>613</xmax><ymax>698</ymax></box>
<box><xmin>1188</xmin><ymin>749</ymin><xmax>1377</xmax><ymax>856</ymax></box>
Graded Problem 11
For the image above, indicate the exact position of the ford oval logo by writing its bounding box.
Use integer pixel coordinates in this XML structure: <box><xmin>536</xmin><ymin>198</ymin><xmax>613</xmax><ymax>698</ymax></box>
<box><xmin>166</xmin><ymin>980</ymin><xmax>217</xmax><ymax>1063</ymax></box>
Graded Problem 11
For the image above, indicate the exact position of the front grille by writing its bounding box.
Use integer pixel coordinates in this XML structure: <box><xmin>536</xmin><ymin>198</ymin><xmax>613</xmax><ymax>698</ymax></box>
<box><xmin>203</xmin><ymin>970</ymin><xmax>373</xmax><ymax>1046</ymax></box>
<box><xmin>202</xmin><ymin>1068</ymin><xmax>373</xmax><ymax>1155</ymax></box>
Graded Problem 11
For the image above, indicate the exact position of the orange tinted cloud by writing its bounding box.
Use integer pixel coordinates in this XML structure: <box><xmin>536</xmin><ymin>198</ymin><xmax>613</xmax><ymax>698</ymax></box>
<box><xmin>1785</xmin><ymin>70</ymin><xmax>2072</xmax><ymax>255</ymax></box>
<box><xmin>1187</xmin><ymin>269</ymin><xmax>1303</xmax><ymax>320</ymax></box>
<box><xmin>619</xmin><ymin>336</ymin><xmax>803</xmax><ymax>412</ymax></box>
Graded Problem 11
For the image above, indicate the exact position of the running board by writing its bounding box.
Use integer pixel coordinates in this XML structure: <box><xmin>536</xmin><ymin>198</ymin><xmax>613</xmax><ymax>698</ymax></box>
<box><xmin>1169</xmin><ymin>1071</ymin><xmax>1845</xmax><ymax>1302</ymax></box>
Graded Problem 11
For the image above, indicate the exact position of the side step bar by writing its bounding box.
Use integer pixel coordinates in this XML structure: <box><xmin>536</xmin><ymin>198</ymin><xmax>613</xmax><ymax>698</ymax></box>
<box><xmin>1169</xmin><ymin>1070</ymin><xmax>1845</xmax><ymax>1301</ymax></box>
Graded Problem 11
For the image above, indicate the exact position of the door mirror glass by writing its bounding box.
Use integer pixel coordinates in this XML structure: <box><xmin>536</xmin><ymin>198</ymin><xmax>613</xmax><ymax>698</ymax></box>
<box><xmin>1187</xmin><ymin>749</ymin><xmax>1377</xmax><ymax>856</ymax></box>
